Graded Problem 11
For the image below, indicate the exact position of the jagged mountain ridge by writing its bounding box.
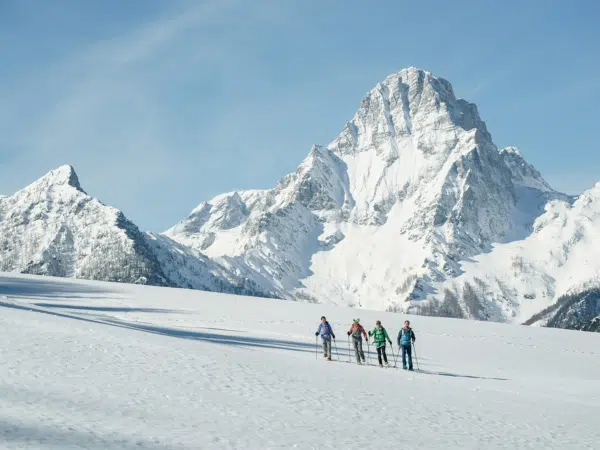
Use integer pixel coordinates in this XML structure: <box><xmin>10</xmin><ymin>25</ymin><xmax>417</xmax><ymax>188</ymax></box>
<box><xmin>0</xmin><ymin>166</ymin><xmax>271</xmax><ymax>297</ymax></box>
<box><xmin>166</xmin><ymin>67</ymin><xmax>583</xmax><ymax>321</ymax></box>
<box><xmin>2</xmin><ymin>67</ymin><xmax>599</xmax><ymax>331</ymax></box>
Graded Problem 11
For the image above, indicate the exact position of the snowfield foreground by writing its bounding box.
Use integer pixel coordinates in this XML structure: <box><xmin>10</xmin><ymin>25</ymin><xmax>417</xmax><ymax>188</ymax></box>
<box><xmin>0</xmin><ymin>273</ymin><xmax>599</xmax><ymax>449</ymax></box>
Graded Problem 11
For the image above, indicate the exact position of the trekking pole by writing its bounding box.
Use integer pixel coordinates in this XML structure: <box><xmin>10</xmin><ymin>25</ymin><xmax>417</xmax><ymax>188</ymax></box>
<box><xmin>366</xmin><ymin>340</ymin><xmax>372</xmax><ymax>365</ymax></box>
<box><xmin>347</xmin><ymin>336</ymin><xmax>352</xmax><ymax>363</ymax></box>
<box><xmin>390</xmin><ymin>344</ymin><xmax>398</xmax><ymax>368</ymax></box>
<box><xmin>315</xmin><ymin>335</ymin><xmax>318</xmax><ymax>360</ymax></box>
<box><xmin>333</xmin><ymin>338</ymin><xmax>340</xmax><ymax>361</ymax></box>
<box><xmin>413</xmin><ymin>342</ymin><xmax>420</xmax><ymax>370</ymax></box>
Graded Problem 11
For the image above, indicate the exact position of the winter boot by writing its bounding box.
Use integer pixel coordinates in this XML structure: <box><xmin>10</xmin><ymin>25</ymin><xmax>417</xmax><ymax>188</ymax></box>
<box><xmin>327</xmin><ymin>356</ymin><xmax>332</xmax><ymax>361</ymax></box>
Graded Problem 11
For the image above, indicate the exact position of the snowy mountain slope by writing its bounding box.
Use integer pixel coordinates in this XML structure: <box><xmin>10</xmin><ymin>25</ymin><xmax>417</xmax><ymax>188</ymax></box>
<box><xmin>524</xmin><ymin>288</ymin><xmax>600</xmax><ymax>331</ymax></box>
<box><xmin>0</xmin><ymin>166</ymin><xmax>271</xmax><ymax>297</ymax></box>
<box><xmin>1</xmin><ymin>272</ymin><xmax>599</xmax><ymax>449</ymax></box>
<box><xmin>427</xmin><ymin>183</ymin><xmax>600</xmax><ymax>323</ymax></box>
<box><xmin>4</xmin><ymin>67</ymin><xmax>598</xmax><ymax>331</ymax></box>
<box><xmin>166</xmin><ymin>67</ymin><xmax>571</xmax><ymax>315</ymax></box>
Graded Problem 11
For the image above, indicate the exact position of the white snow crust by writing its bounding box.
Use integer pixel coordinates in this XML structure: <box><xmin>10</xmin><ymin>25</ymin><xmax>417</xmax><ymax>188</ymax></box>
<box><xmin>0</xmin><ymin>272</ymin><xmax>598</xmax><ymax>449</ymax></box>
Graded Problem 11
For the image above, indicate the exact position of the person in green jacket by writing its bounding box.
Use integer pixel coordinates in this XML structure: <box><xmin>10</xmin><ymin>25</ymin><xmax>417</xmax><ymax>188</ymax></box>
<box><xmin>368</xmin><ymin>320</ymin><xmax>392</xmax><ymax>367</ymax></box>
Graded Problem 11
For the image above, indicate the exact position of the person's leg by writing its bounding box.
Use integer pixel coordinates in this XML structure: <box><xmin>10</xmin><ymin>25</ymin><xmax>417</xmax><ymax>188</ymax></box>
<box><xmin>353</xmin><ymin>338</ymin><xmax>360</xmax><ymax>363</ymax></box>
<box><xmin>376</xmin><ymin>346</ymin><xmax>383</xmax><ymax>365</ymax></box>
<box><xmin>407</xmin><ymin>344</ymin><xmax>413</xmax><ymax>369</ymax></box>
<box><xmin>382</xmin><ymin>345</ymin><xmax>388</xmax><ymax>363</ymax></box>
<box><xmin>358</xmin><ymin>339</ymin><xmax>365</xmax><ymax>361</ymax></box>
<box><xmin>326</xmin><ymin>337</ymin><xmax>332</xmax><ymax>358</ymax></box>
<box><xmin>402</xmin><ymin>345</ymin><xmax>407</xmax><ymax>368</ymax></box>
<box><xmin>322</xmin><ymin>338</ymin><xmax>328</xmax><ymax>357</ymax></box>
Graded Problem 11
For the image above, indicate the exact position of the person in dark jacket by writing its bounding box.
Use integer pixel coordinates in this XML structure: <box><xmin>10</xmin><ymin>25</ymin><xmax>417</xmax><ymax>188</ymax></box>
<box><xmin>368</xmin><ymin>320</ymin><xmax>392</xmax><ymax>367</ymax></box>
<box><xmin>397</xmin><ymin>320</ymin><xmax>416</xmax><ymax>370</ymax></box>
<box><xmin>347</xmin><ymin>319</ymin><xmax>368</xmax><ymax>364</ymax></box>
<box><xmin>315</xmin><ymin>316</ymin><xmax>335</xmax><ymax>360</ymax></box>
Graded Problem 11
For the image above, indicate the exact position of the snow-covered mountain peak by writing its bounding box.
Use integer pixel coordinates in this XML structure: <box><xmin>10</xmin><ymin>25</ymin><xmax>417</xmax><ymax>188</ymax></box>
<box><xmin>165</xmin><ymin>67</ymin><xmax>575</xmax><ymax>310</ymax></box>
<box><xmin>330</xmin><ymin>67</ymin><xmax>490</xmax><ymax>159</ymax></box>
<box><xmin>32</xmin><ymin>165</ymin><xmax>85</xmax><ymax>193</ymax></box>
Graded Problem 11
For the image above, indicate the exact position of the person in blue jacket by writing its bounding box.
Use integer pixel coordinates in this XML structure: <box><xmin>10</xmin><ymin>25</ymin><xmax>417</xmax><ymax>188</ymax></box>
<box><xmin>397</xmin><ymin>320</ymin><xmax>416</xmax><ymax>370</ymax></box>
<box><xmin>315</xmin><ymin>316</ymin><xmax>336</xmax><ymax>360</ymax></box>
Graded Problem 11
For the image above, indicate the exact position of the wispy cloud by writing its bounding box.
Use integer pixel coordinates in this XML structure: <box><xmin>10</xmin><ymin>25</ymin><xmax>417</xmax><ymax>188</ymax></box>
<box><xmin>2</xmin><ymin>0</ymin><xmax>285</xmax><ymax>227</ymax></box>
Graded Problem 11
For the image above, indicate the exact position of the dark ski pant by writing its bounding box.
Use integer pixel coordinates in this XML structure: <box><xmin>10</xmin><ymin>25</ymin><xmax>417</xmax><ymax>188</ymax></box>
<box><xmin>376</xmin><ymin>345</ymin><xmax>388</xmax><ymax>365</ymax></box>
<box><xmin>352</xmin><ymin>337</ymin><xmax>365</xmax><ymax>362</ymax></box>
<box><xmin>321</xmin><ymin>336</ymin><xmax>332</xmax><ymax>357</ymax></box>
<box><xmin>401</xmin><ymin>344</ymin><xmax>413</xmax><ymax>369</ymax></box>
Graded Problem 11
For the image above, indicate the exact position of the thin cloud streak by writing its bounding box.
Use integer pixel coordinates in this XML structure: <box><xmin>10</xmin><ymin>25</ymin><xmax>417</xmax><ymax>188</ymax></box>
<box><xmin>5</xmin><ymin>0</ymin><xmax>285</xmax><ymax>228</ymax></box>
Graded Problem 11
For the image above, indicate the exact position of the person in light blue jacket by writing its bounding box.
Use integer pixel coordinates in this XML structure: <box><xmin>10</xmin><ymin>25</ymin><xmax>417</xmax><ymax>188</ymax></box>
<box><xmin>397</xmin><ymin>320</ymin><xmax>416</xmax><ymax>370</ymax></box>
<box><xmin>315</xmin><ymin>316</ymin><xmax>336</xmax><ymax>360</ymax></box>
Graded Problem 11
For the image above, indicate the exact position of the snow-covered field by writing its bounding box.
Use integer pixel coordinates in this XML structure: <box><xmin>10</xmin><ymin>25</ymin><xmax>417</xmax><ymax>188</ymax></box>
<box><xmin>0</xmin><ymin>273</ymin><xmax>599</xmax><ymax>449</ymax></box>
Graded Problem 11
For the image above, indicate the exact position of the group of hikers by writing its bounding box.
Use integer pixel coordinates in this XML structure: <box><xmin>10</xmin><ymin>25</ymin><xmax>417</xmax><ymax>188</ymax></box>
<box><xmin>315</xmin><ymin>316</ymin><xmax>417</xmax><ymax>370</ymax></box>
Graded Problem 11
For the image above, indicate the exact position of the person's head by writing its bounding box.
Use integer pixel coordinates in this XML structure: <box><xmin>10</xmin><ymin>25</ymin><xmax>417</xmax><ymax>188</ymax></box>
<box><xmin>376</xmin><ymin>320</ymin><xmax>382</xmax><ymax>328</ymax></box>
<box><xmin>353</xmin><ymin>318</ymin><xmax>359</xmax><ymax>325</ymax></box>
<box><xmin>321</xmin><ymin>316</ymin><xmax>327</xmax><ymax>323</ymax></box>
<box><xmin>404</xmin><ymin>320</ymin><xmax>410</xmax><ymax>328</ymax></box>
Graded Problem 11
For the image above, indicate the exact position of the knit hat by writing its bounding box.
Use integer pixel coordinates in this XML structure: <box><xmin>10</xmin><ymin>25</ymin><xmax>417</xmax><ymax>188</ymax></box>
<box><xmin>353</xmin><ymin>318</ymin><xmax>360</xmax><ymax>324</ymax></box>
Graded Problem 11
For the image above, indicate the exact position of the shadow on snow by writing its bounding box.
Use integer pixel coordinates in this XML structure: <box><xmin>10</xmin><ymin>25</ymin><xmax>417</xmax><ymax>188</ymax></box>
<box><xmin>0</xmin><ymin>275</ymin><xmax>121</xmax><ymax>300</ymax></box>
<box><xmin>0</xmin><ymin>300</ymin><xmax>508</xmax><ymax>382</ymax></box>
<box><xmin>32</xmin><ymin>303</ymin><xmax>174</xmax><ymax>314</ymax></box>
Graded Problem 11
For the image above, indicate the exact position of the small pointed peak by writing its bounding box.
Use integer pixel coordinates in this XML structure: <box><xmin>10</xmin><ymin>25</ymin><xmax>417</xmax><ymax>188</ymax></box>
<box><xmin>309</xmin><ymin>144</ymin><xmax>328</xmax><ymax>156</ymax></box>
<box><xmin>47</xmin><ymin>165</ymin><xmax>83</xmax><ymax>192</ymax></box>
<box><xmin>500</xmin><ymin>146</ymin><xmax>522</xmax><ymax>157</ymax></box>
<box><xmin>45</xmin><ymin>165</ymin><xmax>85</xmax><ymax>192</ymax></box>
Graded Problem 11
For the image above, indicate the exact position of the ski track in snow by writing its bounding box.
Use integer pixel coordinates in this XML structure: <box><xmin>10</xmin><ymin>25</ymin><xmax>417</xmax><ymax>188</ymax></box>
<box><xmin>0</xmin><ymin>273</ymin><xmax>599</xmax><ymax>449</ymax></box>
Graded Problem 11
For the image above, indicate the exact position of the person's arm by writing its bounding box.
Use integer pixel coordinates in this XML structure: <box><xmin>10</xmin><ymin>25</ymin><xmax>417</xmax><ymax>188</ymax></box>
<box><xmin>329</xmin><ymin>323</ymin><xmax>336</xmax><ymax>339</ymax></box>
<box><xmin>397</xmin><ymin>330</ymin><xmax>402</xmax><ymax>346</ymax></box>
<box><xmin>411</xmin><ymin>329</ymin><xmax>416</xmax><ymax>342</ymax></box>
<box><xmin>315</xmin><ymin>323</ymin><xmax>322</xmax><ymax>336</ymax></box>
<box><xmin>361</xmin><ymin>326</ymin><xmax>368</xmax><ymax>340</ymax></box>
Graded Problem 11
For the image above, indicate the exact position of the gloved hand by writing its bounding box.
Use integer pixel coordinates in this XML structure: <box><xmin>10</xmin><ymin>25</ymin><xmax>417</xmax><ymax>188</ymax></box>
<box><xmin>347</xmin><ymin>331</ymin><xmax>351</xmax><ymax>336</ymax></box>
<box><xmin>315</xmin><ymin>332</ymin><xmax>319</xmax><ymax>336</ymax></box>
<box><xmin>388</xmin><ymin>340</ymin><xmax>392</xmax><ymax>345</ymax></box>
<box><xmin>332</xmin><ymin>335</ymin><xmax>336</xmax><ymax>339</ymax></box>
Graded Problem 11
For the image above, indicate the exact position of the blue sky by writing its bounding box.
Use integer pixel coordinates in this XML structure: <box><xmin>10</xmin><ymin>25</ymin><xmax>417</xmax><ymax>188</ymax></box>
<box><xmin>1</xmin><ymin>0</ymin><xmax>599</xmax><ymax>231</ymax></box>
